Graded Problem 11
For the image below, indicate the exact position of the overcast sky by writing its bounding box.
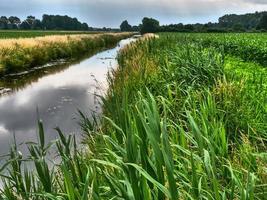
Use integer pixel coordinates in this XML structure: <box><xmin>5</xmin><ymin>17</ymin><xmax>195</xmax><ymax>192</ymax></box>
<box><xmin>1</xmin><ymin>0</ymin><xmax>267</xmax><ymax>27</ymax></box>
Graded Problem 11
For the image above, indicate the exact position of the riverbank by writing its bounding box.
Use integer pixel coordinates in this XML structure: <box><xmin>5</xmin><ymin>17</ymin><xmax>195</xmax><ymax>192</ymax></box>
<box><xmin>85</xmin><ymin>34</ymin><xmax>267</xmax><ymax>199</ymax></box>
<box><xmin>85</xmin><ymin>33</ymin><xmax>267</xmax><ymax>199</ymax></box>
<box><xmin>0</xmin><ymin>32</ymin><xmax>134</xmax><ymax>76</ymax></box>
<box><xmin>0</xmin><ymin>33</ymin><xmax>266</xmax><ymax>199</ymax></box>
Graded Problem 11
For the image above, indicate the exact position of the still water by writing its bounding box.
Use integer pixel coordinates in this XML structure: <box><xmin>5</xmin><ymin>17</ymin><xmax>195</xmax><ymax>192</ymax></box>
<box><xmin>0</xmin><ymin>37</ymin><xmax>136</xmax><ymax>156</ymax></box>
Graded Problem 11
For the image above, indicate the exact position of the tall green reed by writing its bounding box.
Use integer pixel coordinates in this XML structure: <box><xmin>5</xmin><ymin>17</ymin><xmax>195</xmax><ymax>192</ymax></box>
<box><xmin>0</xmin><ymin>32</ymin><xmax>266</xmax><ymax>200</ymax></box>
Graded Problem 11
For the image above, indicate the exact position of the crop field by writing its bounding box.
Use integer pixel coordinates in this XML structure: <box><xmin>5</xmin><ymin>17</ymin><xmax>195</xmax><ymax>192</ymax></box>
<box><xmin>0</xmin><ymin>30</ymin><xmax>99</xmax><ymax>39</ymax></box>
<box><xmin>1</xmin><ymin>33</ymin><xmax>267</xmax><ymax>199</ymax></box>
<box><xmin>190</xmin><ymin>33</ymin><xmax>267</xmax><ymax>66</ymax></box>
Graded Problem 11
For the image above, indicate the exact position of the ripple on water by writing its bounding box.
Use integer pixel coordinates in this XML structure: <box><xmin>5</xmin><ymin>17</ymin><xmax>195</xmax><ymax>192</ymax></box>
<box><xmin>0</xmin><ymin>37</ymin><xmax>139</xmax><ymax>156</ymax></box>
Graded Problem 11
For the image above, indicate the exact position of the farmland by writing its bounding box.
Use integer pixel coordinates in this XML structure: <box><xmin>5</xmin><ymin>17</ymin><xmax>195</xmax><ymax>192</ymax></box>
<box><xmin>0</xmin><ymin>30</ymin><xmax>98</xmax><ymax>39</ymax></box>
<box><xmin>0</xmin><ymin>32</ymin><xmax>267</xmax><ymax>199</ymax></box>
<box><xmin>191</xmin><ymin>33</ymin><xmax>267</xmax><ymax>66</ymax></box>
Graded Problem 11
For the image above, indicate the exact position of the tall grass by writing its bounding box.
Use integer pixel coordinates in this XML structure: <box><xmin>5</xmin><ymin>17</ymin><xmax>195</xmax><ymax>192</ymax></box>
<box><xmin>0</xmin><ymin>33</ymin><xmax>134</xmax><ymax>75</ymax></box>
<box><xmin>186</xmin><ymin>33</ymin><xmax>267</xmax><ymax>66</ymax></box>
<box><xmin>0</xmin><ymin>33</ymin><xmax>266</xmax><ymax>199</ymax></box>
<box><xmin>103</xmin><ymin>33</ymin><xmax>267</xmax><ymax>199</ymax></box>
<box><xmin>0</xmin><ymin>30</ymin><xmax>99</xmax><ymax>39</ymax></box>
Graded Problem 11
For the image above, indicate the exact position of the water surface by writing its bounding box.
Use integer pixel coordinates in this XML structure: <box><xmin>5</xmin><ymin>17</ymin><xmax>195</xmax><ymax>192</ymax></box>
<box><xmin>0</xmin><ymin>37</ymin><xmax>136</xmax><ymax>155</ymax></box>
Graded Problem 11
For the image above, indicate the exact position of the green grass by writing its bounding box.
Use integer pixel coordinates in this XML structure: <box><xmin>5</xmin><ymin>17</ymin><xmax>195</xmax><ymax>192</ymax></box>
<box><xmin>0</xmin><ymin>30</ymin><xmax>99</xmax><ymax>39</ymax></box>
<box><xmin>103</xmin><ymin>33</ymin><xmax>267</xmax><ymax>198</ymax></box>
<box><xmin>187</xmin><ymin>33</ymin><xmax>267</xmax><ymax>66</ymax></box>
<box><xmin>0</xmin><ymin>33</ymin><xmax>266</xmax><ymax>199</ymax></box>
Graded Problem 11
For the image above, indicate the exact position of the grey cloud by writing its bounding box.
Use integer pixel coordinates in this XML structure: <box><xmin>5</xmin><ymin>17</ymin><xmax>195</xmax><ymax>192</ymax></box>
<box><xmin>0</xmin><ymin>0</ymin><xmax>267</xmax><ymax>28</ymax></box>
<box><xmin>241</xmin><ymin>0</ymin><xmax>267</xmax><ymax>4</ymax></box>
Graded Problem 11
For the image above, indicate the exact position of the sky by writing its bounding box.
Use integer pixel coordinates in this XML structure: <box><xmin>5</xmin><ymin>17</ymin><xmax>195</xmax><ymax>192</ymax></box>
<box><xmin>1</xmin><ymin>0</ymin><xmax>267</xmax><ymax>28</ymax></box>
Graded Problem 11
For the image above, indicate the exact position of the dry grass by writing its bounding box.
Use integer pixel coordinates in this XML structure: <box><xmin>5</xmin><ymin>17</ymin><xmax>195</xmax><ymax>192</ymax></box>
<box><xmin>0</xmin><ymin>32</ymin><xmax>134</xmax><ymax>75</ymax></box>
<box><xmin>0</xmin><ymin>32</ymin><xmax>132</xmax><ymax>49</ymax></box>
<box><xmin>142</xmin><ymin>33</ymin><xmax>159</xmax><ymax>39</ymax></box>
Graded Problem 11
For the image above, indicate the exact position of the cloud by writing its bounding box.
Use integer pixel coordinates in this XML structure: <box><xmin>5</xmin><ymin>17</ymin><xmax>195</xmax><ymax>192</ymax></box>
<box><xmin>0</xmin><ymin>0</ymin><xmax>267</xmax><ymax>27</ymax></box>
<box><xmin>241</xmin><ymin>0</ymin><xmax>267</xmax><ymax>4</ymax></box>
<box><xmin>0</xmin><ymin>125</ymin><xmax>8</xmax><ymax>135</ymax></box>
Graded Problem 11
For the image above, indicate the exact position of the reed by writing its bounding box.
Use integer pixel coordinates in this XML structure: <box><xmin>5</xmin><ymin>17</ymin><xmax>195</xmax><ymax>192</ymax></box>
<box><xmin>0</xmin><ymin>33</ymin><xmax>266</xmax><ymax>199</ymax></box>
<box><xmin>0</xmin><ymin>32</ymin><xmax>134</xmax><ymax>75</ymax></box>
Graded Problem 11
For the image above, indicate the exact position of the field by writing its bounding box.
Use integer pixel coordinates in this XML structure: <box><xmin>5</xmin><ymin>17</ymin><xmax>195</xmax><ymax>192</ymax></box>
<box><xmin>0</xmin><ymin>30</ymin><xmax>99</xmax><ymax>39</ymax></box>
<box><xmin>0</xmin><ymin>32</ymin><xmax>134</xmax><ymax>75</ymax></box>
<box><xmin>0</xmin><ymin>33</ymin><xmax>267</xmax><ymax>199</ymax></box>
<box><xmin>190</xmin><ymin>33</ymin><xmax>267</xmax><ymax>66</ymax></box>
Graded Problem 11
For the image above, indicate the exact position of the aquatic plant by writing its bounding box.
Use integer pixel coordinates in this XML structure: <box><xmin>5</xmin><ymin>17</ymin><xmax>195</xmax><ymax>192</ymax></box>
<box><xmin>1</xmin><ymin>33</ymin><xmax>267</xmax><ymax>199</ymax></box>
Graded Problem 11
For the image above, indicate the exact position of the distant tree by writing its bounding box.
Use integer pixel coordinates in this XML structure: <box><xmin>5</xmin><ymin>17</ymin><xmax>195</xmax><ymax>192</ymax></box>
<box><xmin>33</xmin><ymin>19</ymin><xmax>43</xmax><ymax>29</ymax></box>
<box><xmin>102</xmin><ymin>27</ymin><xmax>112</xmax><ymax>31</ymax></box>
<box><xmin>257</xmin><ymin>15</ymin><xmax>267</xmax><ymax>30</ymax></box>
<box><xmin>184</xmin><ymin>24</ymin><xmax>194</xmax><ymax>31</ymax></box>
<box><xmin>18</xmin><ymin>16</ymin><xmax>41</xmax><ymax>30</ymax></box>
<box><xmin>8</xmin><ymin>16</ymin><xmax>21</xmax><ymax>29</ymax></box>
<box><xmin>81</xmin><ymin>23</ymin><xmax>89</xmax><ymax>30</ymax></box>
<box><xmin>120</xmin><ymin>20</ymin><xmax>132</xmax><ymax>31</ymax></box>
<box><xmin>218</xmin><ymin>11</ymin><xmax>267</xmax><ymax>30</ymax></box>
<box><xmin>161</xmin><ymin>23</ymin><xmax>183</xmax><ymax>32</ymax></box>
<box><xmin>131</xmin><ymin>25</ymin><xmax>140</xmax><ymax>32</ymax></box>
<box><xmin>88</xmin><ymin>26</ymin><xmax>94</xmax><ymax>31</ymax></box>
<box><xmin>232</xmin><ymin>23</ymin><xmax>245</xmax><ymax>32</ymax></box>
<box><xmin>42</xmin><ymin>14</ymin><xmax>89</xmax><ymax>30</ymax></box>
<box><xmin>192</xmin><ymin>23</ymin><xmax>204</xmax><ymax>32</ymax></box>
<box><xmin>26</xmin><ymin>16</ymin><xmax>36</xmax><ymax>28</ymax></box>
<box><xmin>20</xmin><ymin>21</ymin><xmax>31</xmax><ymax>29</ymax></box>
<box><xmin>140</xmin><ymin>17</ymin><xmax>160</xmax><ymax>34</ymax></box>
<box><xmin>0</xmin><ymin>16</ymin><xmax>8</xmax><ymax>29</ymax></box>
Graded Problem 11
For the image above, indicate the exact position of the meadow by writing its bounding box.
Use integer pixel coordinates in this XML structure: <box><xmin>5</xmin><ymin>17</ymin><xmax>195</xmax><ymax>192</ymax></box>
<box><xmin>190</xmin><ymin>33</ymin><xmax>267</xmax><ymax>66</ymax></box>
<box><xmin>0</xmin><ymin>32</ymin><xmax>134</xmax><ymax>76</ymax></box>
<box><xmin>0</xmin><ymin>30</ymin><xmax>98</xmax><ymax>39</ymax></box>
<box><xmin>0</xmin><ymin>33</ymin><xmax>267</xmax><ymax>199</ymax></box>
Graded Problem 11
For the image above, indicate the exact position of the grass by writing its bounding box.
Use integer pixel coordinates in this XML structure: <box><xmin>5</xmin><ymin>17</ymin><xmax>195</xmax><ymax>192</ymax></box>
<box><xmin>103</xmin><ymin>33</ymin><xmax>267</xmax><ymax>198</ymax></box>
<box><xmin>0</xmin><ymin>30</ymin><xmax>99</xmax><ymax>39</ymax></box>
<box><xmin>0</xmin><ymin>33</ymin><xmax>266</xmax><ymax>199</ymax></box>
<box><xmin>0</xmin><ymin>32</ymin><xmax>134</xmax><ymax>76</ymax></box>
<box><xmin>187</xmin><ymin>33</ymin><xmax>267</xmax><ymax>66</ymax></box>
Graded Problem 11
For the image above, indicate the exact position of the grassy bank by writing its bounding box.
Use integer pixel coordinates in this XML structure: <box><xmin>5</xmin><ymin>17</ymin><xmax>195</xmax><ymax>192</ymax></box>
<box><xmin>100</xmin><ymin>33</ymin><xmax>267</xmax><ymax>199</ymax></box>
<box><xmin>0</xmin><ymin>30</ymin><xmax>99</xmax><ymax>39</ymax></box>
<box><xmin>0</xmin><ymin>33</ymin><xmax>266</xmax><ymax>199</ymax></box>
<box><xmin>0</xmin><ymin>32</ymin><xmax>134</xmax><ymax>76</ymax></box>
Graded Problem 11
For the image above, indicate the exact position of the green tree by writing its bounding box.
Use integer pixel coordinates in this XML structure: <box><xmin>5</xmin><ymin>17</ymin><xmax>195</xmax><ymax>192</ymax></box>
<box><xmin>257</xmin><ymin>15</ymin><xmax>267</xmax><ymax>30</ymax></box>
<box><xmin>20</xmin><ymin>21</ymin><xmax>31</xmax><ymax>29</ymax></box>
<box><xmin>232</xmin><ymin>23</ymin><xmax>245</xmax><ymax>32</ymax></box>
<box><xmin>26</xmin><ymin>16</ymin><xmax>36</xmax><ymax>28</ymax></box>
<box><xmin>81</xmin><ymin>22</ymin><xmax>89</xmax><ymax>30</ymax></box>
<box><xmin>140</xmin><ymin>17</ymin><xmax>160</xmax><ymax>34</ymax></box>
<box><xmin>132</xmin><ymin>25</ymin><xmax>140</xmax><ymax>32</ymax></box>
<box><xmin>0</xmin><ymin>16</ymin><xmax>8</xmax><ymax>29</ymax></box>
<box><xmin>33</xmin><ymin>19</ymin><xmax>43</xmax><ymax>29</ymax></box>
<box><xmin>120</xmin><ymin>20</ymin><xmax>132</xmax><ymax>31</ymax></box>
<box><xmin>8</xmin><ymin>16</ymin><xmax>21</xmax><ymax>29</ymax></box>
<box><xmin>42</xmin><ymin>14</ymin><xmax>89</xmax><ymax>30</ymax></box>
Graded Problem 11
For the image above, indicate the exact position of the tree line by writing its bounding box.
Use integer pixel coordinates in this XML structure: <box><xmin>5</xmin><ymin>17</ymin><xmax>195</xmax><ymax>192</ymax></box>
<box><xmin>0</xmin><ymin>15</ymin><xmax>90</xmax><ymax>30</ymax></box>
<box><xmin>121</xmin><ymin>11</ymin><xmax>267</xmax><ymax>33</ymax></box>
<box><xmin>1</xmin><ymin>11</ymin><xmax>266</xmax><ymax>33</ymax></box>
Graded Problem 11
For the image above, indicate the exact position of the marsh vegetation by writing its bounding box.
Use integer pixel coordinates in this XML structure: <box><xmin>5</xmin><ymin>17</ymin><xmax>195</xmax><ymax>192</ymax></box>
<box><xmin>0</xmin><ymin>32</ymin><xmax>266</xmax><ymax>199</ymax></box>
<box><xmin>0</xmin><ymin>33</ymin><xmax>134</xmax><ymax>76</ymax></box>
